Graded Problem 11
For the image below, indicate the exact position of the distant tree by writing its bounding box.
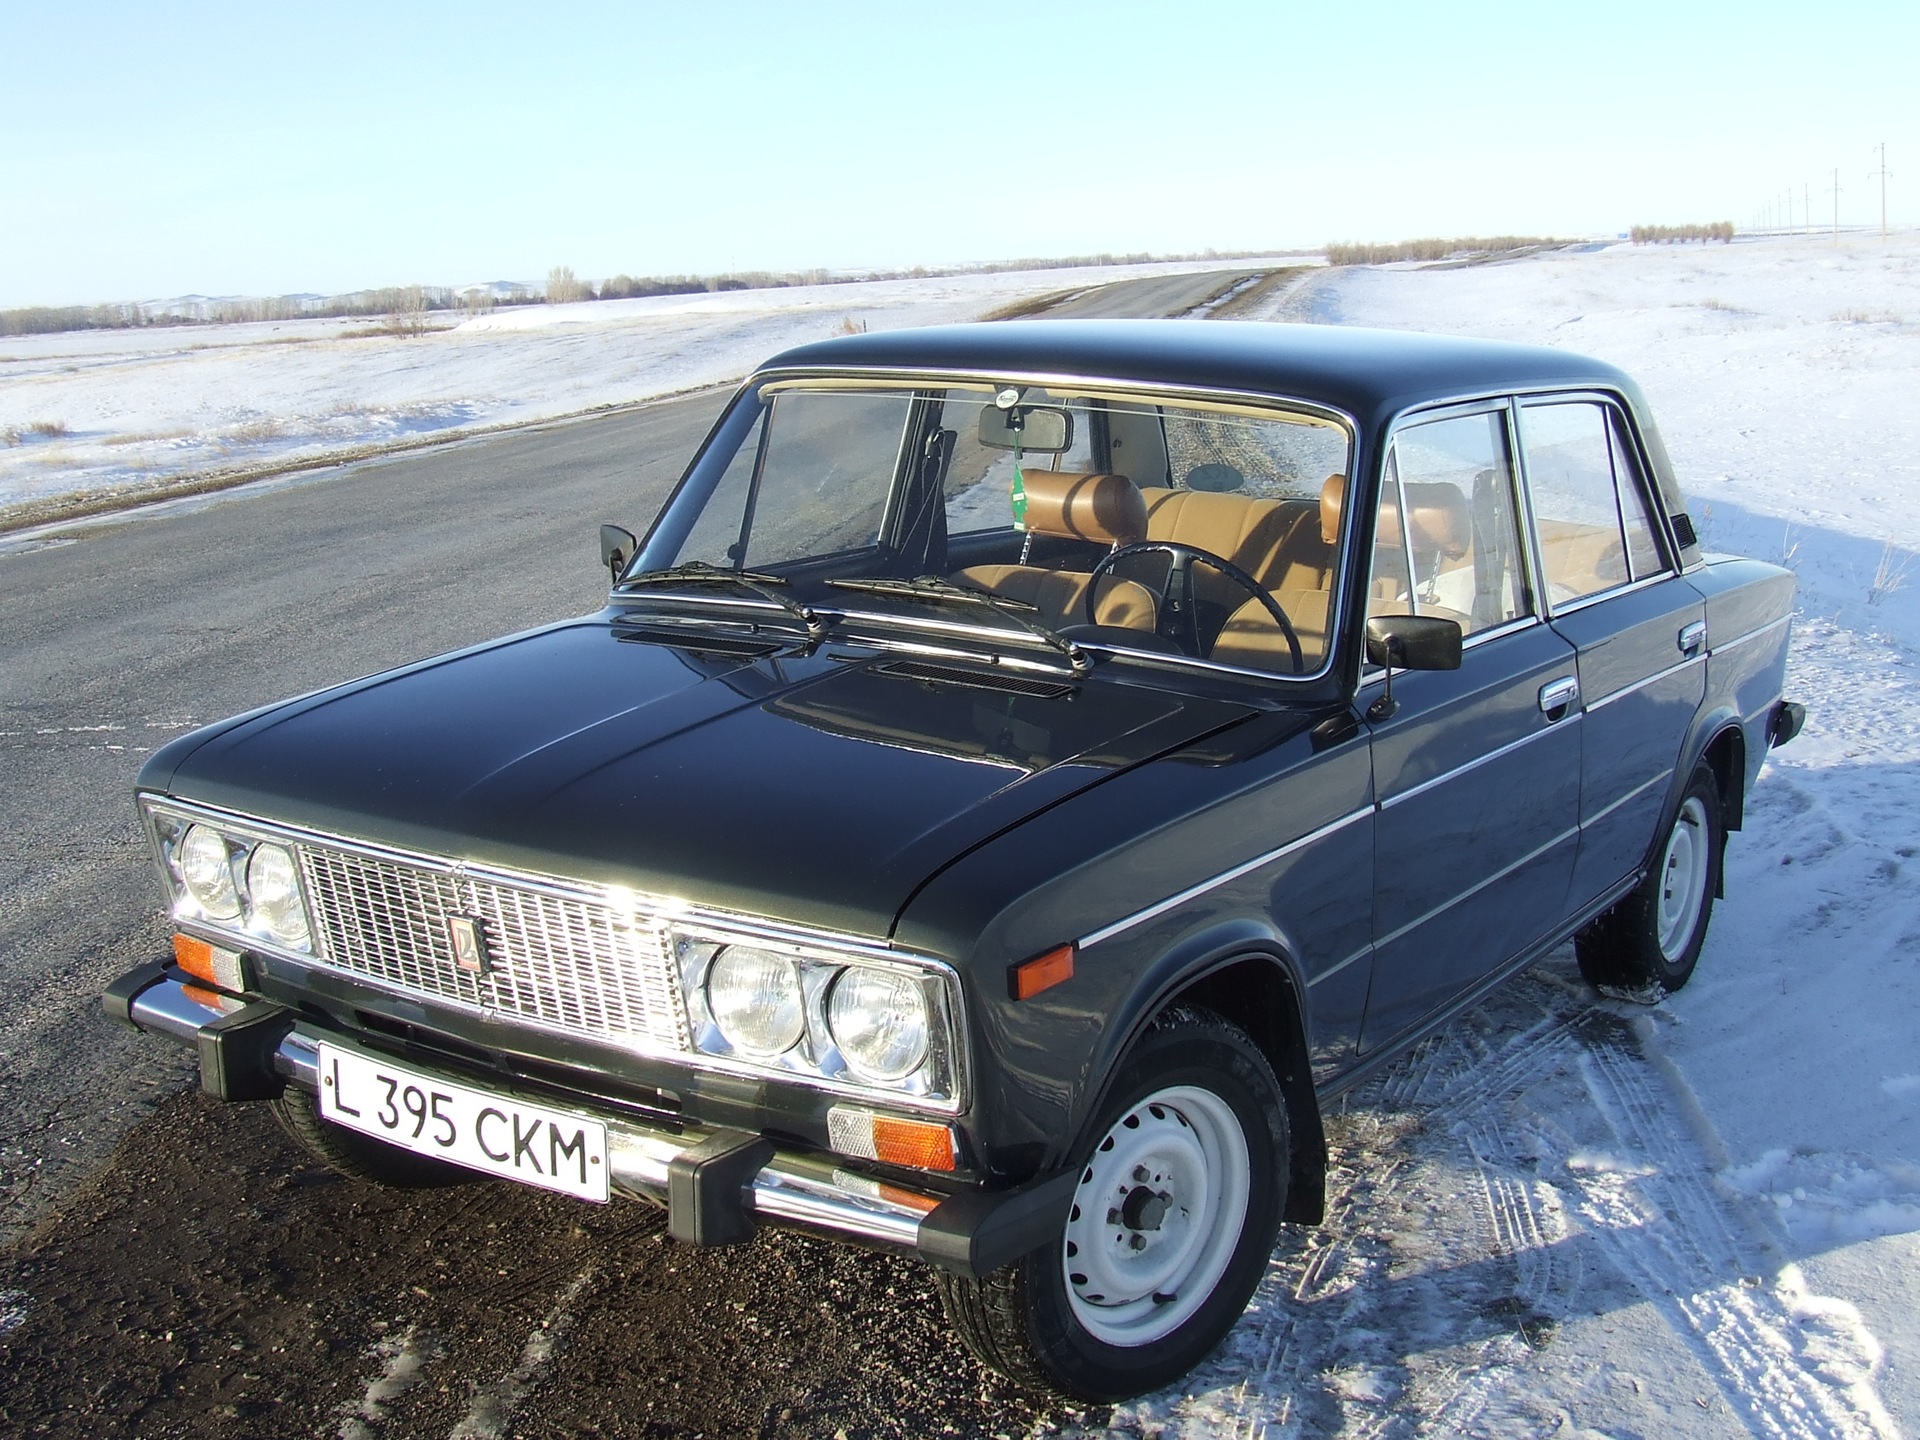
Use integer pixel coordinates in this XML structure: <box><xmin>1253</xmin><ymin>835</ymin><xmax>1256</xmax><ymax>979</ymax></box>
<box><xmin>390</xmin><ymin>285</ymin><xmax>431</xmax><ymax>337</ymax></box>
<box><xmin>547</xmin><ymin>266</ymin><xmax>586</xmax><ymax>304</ymax></box>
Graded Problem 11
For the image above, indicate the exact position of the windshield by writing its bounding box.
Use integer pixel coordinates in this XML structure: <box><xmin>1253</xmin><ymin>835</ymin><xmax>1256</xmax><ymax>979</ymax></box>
<box><xmin>634</xmin><ymin>378</ymin><xmax>1354</xmax><ymax>678</ymax></box>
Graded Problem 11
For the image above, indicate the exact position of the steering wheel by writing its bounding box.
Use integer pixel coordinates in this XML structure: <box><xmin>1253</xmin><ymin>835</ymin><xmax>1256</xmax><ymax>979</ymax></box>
<box><xmin>1084</xmin><ymin>541</ymin><xmax>1303</xmax><ymax>671</ymax></box>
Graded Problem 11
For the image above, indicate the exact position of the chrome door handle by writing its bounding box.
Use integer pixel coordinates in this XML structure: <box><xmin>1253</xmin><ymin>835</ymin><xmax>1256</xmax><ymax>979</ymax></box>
<box><xmin>1678</xmin><ymin>621</ymin><xmax>1707</xmax><ymax>655</ymax></box>
<box><xmin>1538</xmin><ymin>676</ymin><xmax>1580</xmax><ymax>717</ymax></box>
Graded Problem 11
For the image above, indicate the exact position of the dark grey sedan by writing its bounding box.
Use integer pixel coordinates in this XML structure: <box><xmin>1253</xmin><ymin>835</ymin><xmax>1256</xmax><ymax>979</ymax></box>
<box><xmin>107</xmin><ymin>320</ymin><xmax>1801</xmax><ymax>1400</ymax></box>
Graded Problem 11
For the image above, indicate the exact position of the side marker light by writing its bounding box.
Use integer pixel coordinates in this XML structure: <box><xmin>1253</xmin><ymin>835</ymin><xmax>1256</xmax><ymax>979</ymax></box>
<box><xmin>1009</xmin><ymin>943</ymin><xmax>1075</xmax><ymax>1001</ymax></box>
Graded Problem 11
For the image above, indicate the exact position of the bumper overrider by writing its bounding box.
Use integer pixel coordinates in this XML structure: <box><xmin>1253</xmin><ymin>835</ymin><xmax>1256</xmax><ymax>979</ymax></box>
<box><xmin>104</xmin><ymin>963</ymin><xmax>1073</xmax><ymax>1280</ymax></box>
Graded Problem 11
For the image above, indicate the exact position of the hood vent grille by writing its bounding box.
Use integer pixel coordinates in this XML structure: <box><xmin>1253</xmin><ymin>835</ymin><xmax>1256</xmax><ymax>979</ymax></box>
<box><xmin>878</xmin><ymin>659</ymin><xmax>1074</xmax><ymax>698</ymax></box>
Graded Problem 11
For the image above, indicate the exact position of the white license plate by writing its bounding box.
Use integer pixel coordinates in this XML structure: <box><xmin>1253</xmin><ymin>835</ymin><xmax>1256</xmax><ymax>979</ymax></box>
<box><xmin>316</xmin><ymin>1043</ymin><xmax>610</xmax><ymax>1203</ymax></box>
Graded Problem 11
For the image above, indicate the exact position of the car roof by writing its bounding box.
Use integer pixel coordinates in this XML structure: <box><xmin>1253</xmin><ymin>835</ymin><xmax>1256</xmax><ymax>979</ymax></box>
<box><xmin>758</xmin><ymin>319</ymin><xmax>1636</xmax><ymax>427</ymax></box>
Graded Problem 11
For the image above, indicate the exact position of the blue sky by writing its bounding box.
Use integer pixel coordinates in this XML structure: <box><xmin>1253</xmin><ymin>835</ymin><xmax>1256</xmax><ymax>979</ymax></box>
<box><xmin>2</xmin><ymin>0</ymin><xmax>1912</xmax><ymax>307</ymax></box>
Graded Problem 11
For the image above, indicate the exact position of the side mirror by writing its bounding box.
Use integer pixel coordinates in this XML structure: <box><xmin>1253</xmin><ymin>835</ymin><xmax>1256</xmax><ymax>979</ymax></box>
<box><xmin>600</xmin><ymin>524</ymin><xmax>638</xmax><ymax>584</ymax></box>
<box><xmin>1364</xmin><ymin>614</ymin><xmax>1462</xmax><ymax>672</ymax></box>
<box><xmin>1364</xmin><ymin>614</ymin><xmax>1461</xmax><ymax>721</ymax></box>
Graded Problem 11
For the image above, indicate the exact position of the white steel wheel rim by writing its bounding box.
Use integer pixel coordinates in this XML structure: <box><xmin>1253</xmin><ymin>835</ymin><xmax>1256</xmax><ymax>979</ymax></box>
<box><xmin>1657</xmin><ymin>795</ymin><xmax>1711</xmax><ymax>960</ymax></box>
<box><xmin>1061</xmin><ymin>1084</ymin><xmax>1252</xmax><ymax>1347</ymax></box>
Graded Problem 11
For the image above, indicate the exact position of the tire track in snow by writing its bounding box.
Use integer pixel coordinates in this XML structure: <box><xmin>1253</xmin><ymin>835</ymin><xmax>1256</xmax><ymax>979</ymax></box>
<box><xmin>1078</xmin><ymin>972</ymin><xmax>1897</xmax><ymax>1439</ymax></box>
<box><xmin>1569</xmin><ymin>1026</ymin><xmax>1898</xmax><ymax>1439</ymax></box>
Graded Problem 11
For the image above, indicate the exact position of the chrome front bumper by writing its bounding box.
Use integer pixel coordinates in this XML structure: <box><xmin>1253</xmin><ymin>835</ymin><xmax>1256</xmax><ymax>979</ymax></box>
<box><xmin>108</xmin><ymin>970</ymin><xmax>1069</xmax><ymax>1278</ymax></box>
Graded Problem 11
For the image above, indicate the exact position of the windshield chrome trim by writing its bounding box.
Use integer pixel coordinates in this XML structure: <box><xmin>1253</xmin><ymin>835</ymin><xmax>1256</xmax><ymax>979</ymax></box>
<box><xmin>751</xmin><ymin>363</ymin><xmax>1361</xmax><ymax>435</ymax></box>
<box><xmin>739</xmin><ymin>365</ymin><xmax>1360</xmax><ymax>687</ymax></box>
<box><xmin>1078</xmin><ymin>806</ymin><xmax>1373</xmax><ymax>949</ymax></box>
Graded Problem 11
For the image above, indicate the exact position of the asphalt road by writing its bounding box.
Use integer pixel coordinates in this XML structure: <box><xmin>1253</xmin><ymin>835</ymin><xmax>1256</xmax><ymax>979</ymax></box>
<box><xmin>1023</xmin><ymin>266</ymin><xmax>1268</xmax><ymax>319</ymax></box>
<box><xmin>0</xmin><ymin>268</ymin><xmax>1263</xmax><ymax>1436</ymax></box>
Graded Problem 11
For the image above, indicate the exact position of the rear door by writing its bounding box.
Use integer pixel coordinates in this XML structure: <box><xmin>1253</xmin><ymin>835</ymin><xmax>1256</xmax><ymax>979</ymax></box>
<box><xmin>1517</xmin><ymin>397</ymin><xmax>1705</xmax><ymax>912</ymax></box>
<box><xmin>1361</xmin><ymin>404</ymin><xmax>1583</xmax><ymax>1052</ymax></box>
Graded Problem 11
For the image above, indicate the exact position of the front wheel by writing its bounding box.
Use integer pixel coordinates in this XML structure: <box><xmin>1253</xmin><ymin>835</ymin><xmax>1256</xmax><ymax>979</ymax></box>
<box><xmin>1576</xmin><ymin>763</ymin><xmax>1723</xmax><ymax>993</ymax></box>
<box><xmin>270</xmin><ymin>1086</ymin><xmax>473</xmax><ymax>1188</ymax></box>
<box><xmin>936</xmin><ymin>1008</ymin><xmax>1287</xmax><ymax>1402</ymax></box>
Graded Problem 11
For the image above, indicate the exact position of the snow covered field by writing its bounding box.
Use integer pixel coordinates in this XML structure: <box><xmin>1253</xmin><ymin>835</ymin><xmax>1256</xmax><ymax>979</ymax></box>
<box><xmin>1077</xmin><ymin>237</ymin><xmax>1919</xmax><ymax>1438</ymax></box>
<box><xmin>0</xmin><ymin>257</ymin><xmax>1298</xmax><ymax>523</ymax></box>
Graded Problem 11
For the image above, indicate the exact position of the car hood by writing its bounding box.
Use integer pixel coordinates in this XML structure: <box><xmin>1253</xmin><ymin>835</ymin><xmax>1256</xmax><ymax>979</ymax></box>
<box><xmin>153</xmin><ymin>618</ymin><xmax>1257</xmax><ymax>938</ymax></box>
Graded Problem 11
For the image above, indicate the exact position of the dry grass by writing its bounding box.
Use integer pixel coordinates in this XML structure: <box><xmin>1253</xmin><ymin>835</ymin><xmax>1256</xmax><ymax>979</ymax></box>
<box><xmin>1832</xmin><ymin>308</ymin><xmax>1902</xmax><ymax>325</ymax></box>
<box><xmin>3</xmin><ymin>419</ymin><xmax>69</xmax><ymax>445</ymax></box>
<box><xmin>100</xmin><ymin>428</ymin><xmax>192</xmax><ymax>447</ymax></box>
<box><xmin>833</xmin><ymin>316</ymin><xmax>869</xmax><ymax>336</ymax></box>
<box><xmin>1868</xmin><ymin>541</ymin><xmax>1915</xmax><ymax>606</ymax></box>
<box><xmin>222</xmin><ymin>418</ymin><xmax>286</xmax><ymax>445</ymax></box>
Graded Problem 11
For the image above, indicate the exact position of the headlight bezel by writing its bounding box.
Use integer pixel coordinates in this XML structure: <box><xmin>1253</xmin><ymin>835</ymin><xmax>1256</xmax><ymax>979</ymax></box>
<box><xmin>674</xmin><ymin>922</ymin><xmax>964</xmax><ymax>1108</ymax></box>
<box><xmin>142</xmin><ymin>797</ymin><xmax>318</xmax><ymax>961</ymax></box>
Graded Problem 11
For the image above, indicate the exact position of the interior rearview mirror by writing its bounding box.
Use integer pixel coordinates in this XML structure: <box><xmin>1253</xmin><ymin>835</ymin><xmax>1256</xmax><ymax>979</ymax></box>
<box><xmin>978</xmin><ymin>405</ymin><xmax>1073</xmax><ymax>453</ymax></box>
<box><xmin>600</xmin><ymin>524</ymin><xmax>638</xmax><ymax>583</ymax></box>
<box><xmin>1365</xmin><ymin>614</ymin><xmax>1463</xmax><ymax>672</ymax></box>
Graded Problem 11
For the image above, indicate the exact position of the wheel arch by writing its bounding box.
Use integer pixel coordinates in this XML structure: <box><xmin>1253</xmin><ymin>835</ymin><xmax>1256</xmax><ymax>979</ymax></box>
<box><xmin>1677</xmin><ymin>712</ymin><xmax>1746</xmax><ymax>899</ymax></box>
<box><xmin>1701</xmin><ymin>721</ymin><xmax>1747</xmax><ymax>835</ymax></box>
<box><xmin>1076</xmin><ymin>926</ymin><xmax>1327</xmax><ymax>1225</ymax></box>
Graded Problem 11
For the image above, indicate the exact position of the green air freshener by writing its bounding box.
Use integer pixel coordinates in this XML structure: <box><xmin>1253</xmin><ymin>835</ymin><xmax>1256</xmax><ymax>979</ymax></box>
<box><xmin>1010</xmin><ymin>435</ymin><xmax>1028</xmax><ymax>531</ymax></box>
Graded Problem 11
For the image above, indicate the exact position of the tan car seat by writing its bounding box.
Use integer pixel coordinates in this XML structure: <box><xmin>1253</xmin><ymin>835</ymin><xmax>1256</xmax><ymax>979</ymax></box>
<box><xmin>1210</xmin><ymin>474</ymin><xmax>1348</xmax><ymax>672</ymax></box>
<box><xmin>955</xmin><ymin>470</ymin><xmax>1158</xmax><ymax>632</ymax></box>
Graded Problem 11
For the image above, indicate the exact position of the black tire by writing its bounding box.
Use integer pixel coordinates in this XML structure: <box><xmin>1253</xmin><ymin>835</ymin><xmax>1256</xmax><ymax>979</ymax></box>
<box><xmin>270</xmin><ymin>1085</ymin><xmax>473</xmax><ymax>1188</ymax></box>
<box><xmin>1576</xmin><ymin>763</ymin><xmax>1723</xmax><ymax>994</ymax></box>
<box><xmin>936</xmin><ymin>1006</ymin><xmax>1288</xmax><ymax>1402</ymax></box>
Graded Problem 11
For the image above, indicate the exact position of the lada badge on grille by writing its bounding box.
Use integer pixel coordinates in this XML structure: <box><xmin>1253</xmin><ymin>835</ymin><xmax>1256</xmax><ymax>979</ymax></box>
<box><xmin>447</xmin><ymin>915</ymin><xmax>490</xmax><ymax>975</ymax></box>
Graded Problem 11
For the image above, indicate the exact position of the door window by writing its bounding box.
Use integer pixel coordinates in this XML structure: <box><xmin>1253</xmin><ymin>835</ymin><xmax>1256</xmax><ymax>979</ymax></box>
<box><xmin>1521</xmin><ymin>400</ymin><xmax>1666</xmax><ymax>604</ymax></box>
<box><xmin>1367</xmin><ymin>410</ymin><xmax>1529</xmax><ymax>638</ymax></box>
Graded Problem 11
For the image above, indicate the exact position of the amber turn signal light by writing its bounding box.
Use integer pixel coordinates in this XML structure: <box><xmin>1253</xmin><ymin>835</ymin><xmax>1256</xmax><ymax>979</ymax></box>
<box><xmin>1009</xmin><ymin>943</ymin><xmax>1075</xmax><ymax>1000</ymax></box>
<box><xmin>173</xmin><ymin>933</ymin><xmax>244</xmax><ymax>992</ymax></box>
<box><xmin>826</xmin><ymin>1106</ymin><xmax>958</xmax><ymax>1172</ymax></box>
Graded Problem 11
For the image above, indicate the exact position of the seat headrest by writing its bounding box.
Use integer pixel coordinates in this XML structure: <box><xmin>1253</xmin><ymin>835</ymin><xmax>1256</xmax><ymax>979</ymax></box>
<box><xmin>1404</xmin><ymin>482</ymin><xmax>1470</xmax><ymax>558</ymax></box>
<box><xmin>1021</xmin><ymin>470</ymin><xmax>1148</xmax><ymax>546</ymax></box>
<box><xmin>1370</xmin><ymin>480</ymin><xmax>1471</xmax><ymax>560</ymax></box>
<box><xmin>1319</xmin><ymin>473</ymin><xmax>1347</xmax><ymax>545</ymax></box>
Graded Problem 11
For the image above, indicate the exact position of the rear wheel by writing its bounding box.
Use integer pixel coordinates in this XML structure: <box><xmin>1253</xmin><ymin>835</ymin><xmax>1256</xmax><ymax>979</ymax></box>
<box><xmin>1576</xmin><ymin>763</ymin><xmax>1723</xmax><ymax>993</ymax></box>
<box><xmin>270</xmin><ymin>1086</ymin><xmax>472</xmax><ymax>1188</ymax></box>
<box><xmin>936</xmin><ymin>1008</ymin><xmax>1287</xmax><ymax>1401</ymax></box>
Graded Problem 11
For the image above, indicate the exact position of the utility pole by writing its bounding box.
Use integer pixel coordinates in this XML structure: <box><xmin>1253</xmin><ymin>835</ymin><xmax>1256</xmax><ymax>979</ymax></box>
<box><xmin>1829</xmin><ymin>168</ymin><xmax>1842</xmax><ymax>242</ymax></box>
<box><xmin>1869</xmin><ymin>143</ymin><xmax>1891</xmax><ymax>241</ymax></box>
<box><xmin>1804</xmin><ymin>182</ymin><xmax>1811</xmax><ymax>236</ymax></box>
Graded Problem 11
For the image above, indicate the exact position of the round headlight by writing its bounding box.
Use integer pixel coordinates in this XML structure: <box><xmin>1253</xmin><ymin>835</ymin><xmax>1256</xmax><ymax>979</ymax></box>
<box><xmin>179</xmin><ymin>825</ymin><xmax>241</xmax><ymax>920</ymax></box>
<box><xmin>705</xmin><ymin>946</ymin><xmax>805</xmax><ymax>1058</ymax></box>
<box><xmin>246</xmin><ymin>842</ymin><xmax>309</xmax><ymax>947</ymax></box>
<box><xmin>827</xmin><ymin>967</ymin><xmax>930</xmax><ymax>1083</ymax></box>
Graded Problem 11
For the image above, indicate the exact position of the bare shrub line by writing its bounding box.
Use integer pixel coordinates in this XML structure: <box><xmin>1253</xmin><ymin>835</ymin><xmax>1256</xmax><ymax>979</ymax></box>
<box><xmin>1631</xmin><ymin>222</ymin><xmax>1735</xmax><ymax>244</ymax></box>
<box><xmin>1323</xmin><ymin>236</ymin><xmax>1570</xmax><ymax>267</ymax></box>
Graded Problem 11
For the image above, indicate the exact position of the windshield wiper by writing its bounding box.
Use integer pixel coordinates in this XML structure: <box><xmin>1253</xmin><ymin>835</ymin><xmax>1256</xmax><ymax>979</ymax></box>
<box><xmin>825</xmin><ymin>575</ymin><xmax>1091</xmax><ymax>678</ymax></box>
<box><xmin>618</xmin><ymin>561</ymin><xmax>826</xmax><ymax>644</ymax></box>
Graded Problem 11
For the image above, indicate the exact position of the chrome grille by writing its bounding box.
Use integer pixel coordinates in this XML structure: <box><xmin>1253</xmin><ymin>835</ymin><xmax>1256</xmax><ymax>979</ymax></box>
<box><xmin>299</xmin><ymin>845</ymin><xmax>689</xmax><ymax>1051</ymax></box>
